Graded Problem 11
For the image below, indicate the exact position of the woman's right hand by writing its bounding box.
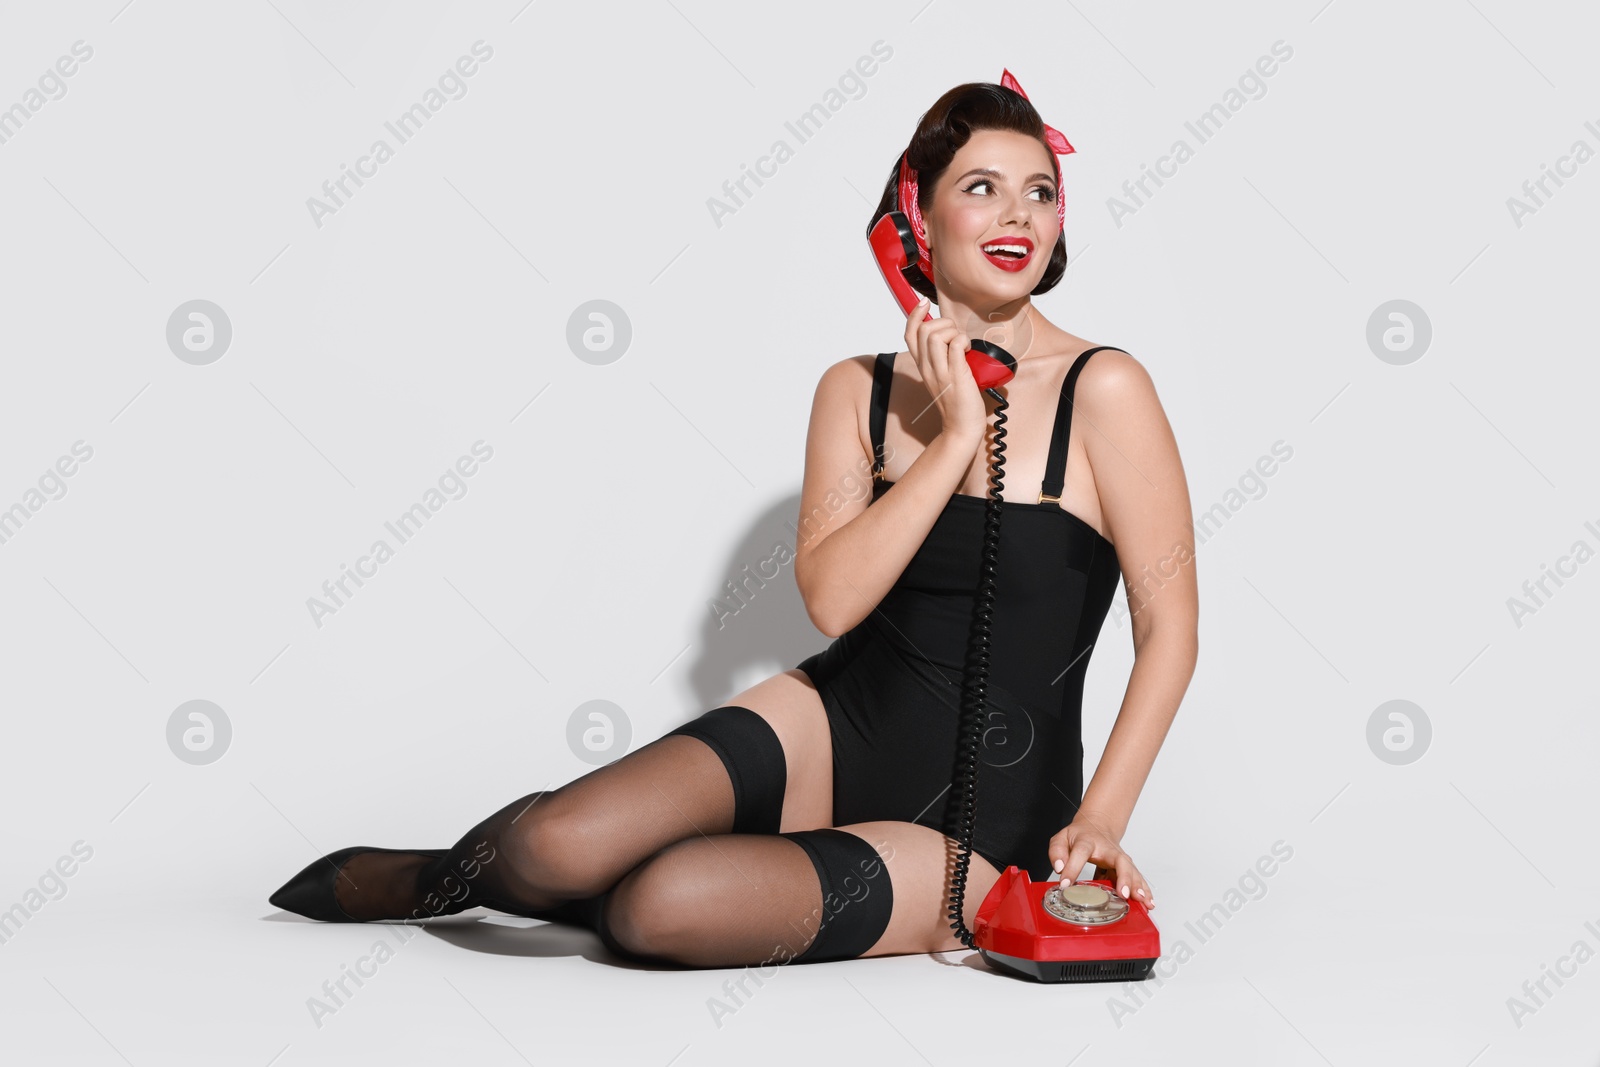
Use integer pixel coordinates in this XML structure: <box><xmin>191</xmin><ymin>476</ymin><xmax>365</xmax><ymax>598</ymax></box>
<box><xmin>905</xmin><ymin>294</ymin><xmax>988</xmax><ymax>447</ymax></box>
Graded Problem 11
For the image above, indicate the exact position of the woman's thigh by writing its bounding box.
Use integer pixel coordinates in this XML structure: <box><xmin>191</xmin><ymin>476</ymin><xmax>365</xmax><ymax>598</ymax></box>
<box><xmin>600</xmin><ymin>819</ymin><xmax>1004</xmax><ymax>967</ymax></box>
<box><xmin>842</xmin><ymin>820</ymin><xmax>1005</xmax><ymax>957</ymax></box>
<box><xmin>505</xmin><ymin>669</ymin><xmax>831</xmax><ymax>900</ymax></box>
<box><xmin>722</xmin><ymin>667</ymin><xmax>833</xmax><ymax>832</ymax></box>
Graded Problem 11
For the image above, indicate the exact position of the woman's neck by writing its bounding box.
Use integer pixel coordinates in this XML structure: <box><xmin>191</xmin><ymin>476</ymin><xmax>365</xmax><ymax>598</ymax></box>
<box><xmin>932</xmin><ymin>296</ymin><xmax>1059</xmax><ymax>361</ymax></box>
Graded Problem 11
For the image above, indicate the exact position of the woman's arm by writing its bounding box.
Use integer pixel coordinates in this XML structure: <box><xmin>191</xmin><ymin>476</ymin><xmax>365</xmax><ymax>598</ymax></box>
<box><xmin>1073</xmin><ymin>350</ymin><xmax>1199</xmax><ymax>839</ymax></box>
<box><xmin>793</xmin><ymin>355</ymin><xmax>979</xmax><ymax>638</ymax></box>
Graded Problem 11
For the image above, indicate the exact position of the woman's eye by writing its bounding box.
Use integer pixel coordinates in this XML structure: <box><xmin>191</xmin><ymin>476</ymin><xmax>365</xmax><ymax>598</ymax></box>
<box><xmin>963</xmin><ymin>178</ymin><xmax>1056</xmax><ymax>203</ymax></box>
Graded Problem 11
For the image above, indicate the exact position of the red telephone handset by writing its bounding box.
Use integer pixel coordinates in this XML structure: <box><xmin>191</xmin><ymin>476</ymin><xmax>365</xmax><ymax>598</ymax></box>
<box><xmin>868</xmin><ymin>212</ymin><xmax>1017</xmax><ymax>391</ymax></box>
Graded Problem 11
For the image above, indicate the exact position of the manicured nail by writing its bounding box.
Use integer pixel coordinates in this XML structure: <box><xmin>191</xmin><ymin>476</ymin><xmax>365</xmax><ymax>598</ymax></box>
<box><xmin>1053</xmin><ymin>858</ymin><xmax>1064</xmax><ymax>873</ymax></box>
<box><xmin>1120</xmin><ymin>884</ymin><xmax>1129</xmax><ymax>898</ymax></box>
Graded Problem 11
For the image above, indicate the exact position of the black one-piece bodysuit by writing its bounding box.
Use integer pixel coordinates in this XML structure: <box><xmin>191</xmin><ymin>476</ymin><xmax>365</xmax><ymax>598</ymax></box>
<box><xmin>795</xmin><ymin>346</ymin><xmax>1126</xmax><ymax>881</ymax></box>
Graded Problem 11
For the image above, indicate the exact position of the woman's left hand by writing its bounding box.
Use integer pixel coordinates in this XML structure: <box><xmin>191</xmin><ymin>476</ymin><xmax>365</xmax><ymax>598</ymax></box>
<box><xmin>1047</xmin><ymin>813</ymin><xmax>1155</xmax><ymax>909</ymax></box>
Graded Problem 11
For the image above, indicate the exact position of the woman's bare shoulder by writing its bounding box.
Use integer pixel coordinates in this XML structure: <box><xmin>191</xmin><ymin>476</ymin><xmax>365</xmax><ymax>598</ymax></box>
<box><xmin>824</xmin><ymin>352</ymin><xmax>883</xmax><ymax>378</ymax></box>
<box><xmin>810</xmin><ymin>353</ymin><xmax>881</xmax><ymax>406</ymax></box>
<box><xmin>1075</xmin><ymin>345</ymin><xmax>1159</xmax><ymax>413</ymax></box>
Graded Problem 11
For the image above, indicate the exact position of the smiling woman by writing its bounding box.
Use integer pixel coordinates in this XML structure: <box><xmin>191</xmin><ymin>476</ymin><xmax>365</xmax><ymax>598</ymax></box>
<box><xmin>271</xmin><ymin>69</ymin><xmax>1198</xmax><ymax>979</ymax></box>
<box><xmin>869</xmin><ymin>78</ymin><xmax>1074</xmax><ymax>315</ymax></box>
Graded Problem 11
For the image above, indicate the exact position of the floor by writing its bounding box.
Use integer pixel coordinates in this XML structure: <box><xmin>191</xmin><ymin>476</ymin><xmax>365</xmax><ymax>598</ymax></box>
<box><xmin>3</xmin><ymin>865</ymin><xmax>1594</xmax><ymax>1065</ymax></box>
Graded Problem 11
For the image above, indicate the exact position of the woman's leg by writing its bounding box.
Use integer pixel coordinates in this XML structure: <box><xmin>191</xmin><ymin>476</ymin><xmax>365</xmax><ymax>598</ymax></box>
<box><xmin>597</xmin><ymin>820</ymin><xmax>1005</xmax><ymax>968</ymax></box>
<box><xmin>338</xmin><ymin>725</ymin><xmax>742</xmax><ymax>922</ymax></box>
<box><xmin>271</xmin><ymin>669</ymin><xmax>834</xmax><ymax>924</ymax></box>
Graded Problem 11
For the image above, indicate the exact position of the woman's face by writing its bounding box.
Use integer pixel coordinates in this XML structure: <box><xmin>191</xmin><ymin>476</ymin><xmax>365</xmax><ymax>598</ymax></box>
<box><xmin>922</xmin><ymin>128</ymin><xmax>1060</xmax><ymax>308</ymax></box>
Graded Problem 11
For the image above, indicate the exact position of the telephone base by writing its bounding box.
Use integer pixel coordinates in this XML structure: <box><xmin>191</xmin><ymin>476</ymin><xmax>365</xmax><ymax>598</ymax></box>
<box><xmin>977</xmin><ymin>948</ymin><xmax>1158</xmax><ymax>984</ymax></box>
<box><xmin>971</xmin><ymin>867</ymin><xmax>1162</xmax><ymax>982</ymax></box>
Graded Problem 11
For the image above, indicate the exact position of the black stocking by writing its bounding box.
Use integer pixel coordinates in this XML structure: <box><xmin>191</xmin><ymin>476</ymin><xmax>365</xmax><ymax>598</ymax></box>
<box><xmin>600</xmin><ymin>832</ymin><xmax>851</xmax><ymax>967</ymax></box>
<box><xmin>327</xmin><ymin>731</ymin><xmax>739</xmax><ymax>929</ymax></box>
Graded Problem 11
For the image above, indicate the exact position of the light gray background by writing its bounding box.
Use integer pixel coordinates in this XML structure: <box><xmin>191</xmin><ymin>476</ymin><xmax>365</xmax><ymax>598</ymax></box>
<box><xmin>1</xmin><ymin>0</ymin><xmax>1595</xmax><ymax>1063</ymax></box>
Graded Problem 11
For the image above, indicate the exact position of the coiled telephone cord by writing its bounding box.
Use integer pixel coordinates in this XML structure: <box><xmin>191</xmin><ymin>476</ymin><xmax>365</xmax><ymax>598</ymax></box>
<box><xmin>947</xmin><ymin>385</ymin><xmax>1010</xmax><ymax>949</ymax></box>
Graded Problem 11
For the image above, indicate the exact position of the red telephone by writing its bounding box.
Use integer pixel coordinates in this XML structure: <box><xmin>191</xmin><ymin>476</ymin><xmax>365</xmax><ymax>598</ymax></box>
<box><xmin>971</xmin><ymin>870</ymin><xmax>1161</xmax><ymax>983</ymax></box>
<box><xmin>867</xmin><ymin>211</ymin><xmax>1017</xmax><ymax>391</ymax></box>
<box><xmin>870</xmin><ymin>209</ymin><xmax>1161</xmax><ymax>983</ymax></box>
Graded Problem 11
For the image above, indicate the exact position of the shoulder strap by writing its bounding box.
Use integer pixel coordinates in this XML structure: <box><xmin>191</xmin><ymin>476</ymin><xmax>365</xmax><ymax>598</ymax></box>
<box><xmin>869</xmin><ymin>351</ymin><xmax>896</xmax><ymax>480</ymax></box>
<box><xmin>1039</xmin><ymin>346</ymin><xmax>1127</xmax><ymax>503</ymax></box>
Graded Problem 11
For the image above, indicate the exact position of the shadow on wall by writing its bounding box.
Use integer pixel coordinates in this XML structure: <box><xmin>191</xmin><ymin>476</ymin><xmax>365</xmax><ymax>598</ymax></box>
<box><xmin>676</xmin><ymin>490</ymin><xmax>834</xmax><ymax>724</ymax></box>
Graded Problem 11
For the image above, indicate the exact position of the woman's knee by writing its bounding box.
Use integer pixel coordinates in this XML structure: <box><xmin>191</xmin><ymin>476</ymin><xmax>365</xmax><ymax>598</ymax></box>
<box><xmin>599</xmin><ymin>841</ymin><xmax>708</xmax><ymax>962</ymax></box>
<box><xmin>498</xmin><ymin>792</ymin><xmax>616</xmax><ymax>899</ymax></box>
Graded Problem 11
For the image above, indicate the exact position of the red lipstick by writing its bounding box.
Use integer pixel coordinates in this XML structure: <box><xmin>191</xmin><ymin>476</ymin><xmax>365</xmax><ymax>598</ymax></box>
<box><xmin>980</xmin><ymin>235</ymin><xmax>1035</xmax><ymax>272</ymax></box>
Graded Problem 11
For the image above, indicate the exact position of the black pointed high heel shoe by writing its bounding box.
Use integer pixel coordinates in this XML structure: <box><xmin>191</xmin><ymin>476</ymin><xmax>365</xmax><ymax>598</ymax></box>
<box><xmin>269</xmin><ymin>846</ymin><xmax>449</xmax><ymax>922</ymax></box>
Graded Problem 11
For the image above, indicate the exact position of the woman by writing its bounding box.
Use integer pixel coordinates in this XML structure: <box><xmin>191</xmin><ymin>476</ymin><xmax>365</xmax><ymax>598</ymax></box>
<box><xmin>270</xmin><ymin>72</ymin><xmax>1198</xmax><ymax>970</ymax></box>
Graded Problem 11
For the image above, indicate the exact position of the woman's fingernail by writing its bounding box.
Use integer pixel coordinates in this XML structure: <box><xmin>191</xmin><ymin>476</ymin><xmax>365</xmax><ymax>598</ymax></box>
<box><xmin>1120</xmin><ymin>884</ymin><xmax>1129</xmax><ymax>898</ymax></box>
<box><xmin>1053</xmin><ymin>859</ymin><xmax>1064</xmax><ymax>873</ymax></box>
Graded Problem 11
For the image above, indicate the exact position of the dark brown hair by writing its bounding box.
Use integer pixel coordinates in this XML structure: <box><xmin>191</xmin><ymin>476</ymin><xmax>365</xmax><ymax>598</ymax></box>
<box><xmin>869</xmin><ymin>80</ymin><xmax>1068</xmax><ymax>303</ymax></box>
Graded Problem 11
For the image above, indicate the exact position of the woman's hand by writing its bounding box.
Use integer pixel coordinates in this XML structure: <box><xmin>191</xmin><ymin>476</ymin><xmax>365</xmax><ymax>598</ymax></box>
<box><xmin>1048</xmin><ymin>813</ymin><xmax>1155</xmax><ymax>909</ymax></box>
<box><xmin>904</xmin><ymin>294</ymin><xmax>988</xmax><ymax>447</ymax></box>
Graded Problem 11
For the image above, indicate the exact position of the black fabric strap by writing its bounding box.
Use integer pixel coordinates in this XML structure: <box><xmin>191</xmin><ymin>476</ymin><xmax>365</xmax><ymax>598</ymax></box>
<box><xmin>781</xmin><ymin>827</ymin><xmax>895</xmax><ymax>962</ymax></box>
<box><xmin>1039</xmin><ymin>346</ymin><xmax>1127</xmax><ymax>501</ymax></box>
<box><xmin>662</xmin><ymin>705</ymin><xmax>787</xmax><ymax>834</ymax></box>
<box><xmin>869</xmin><ymin>351</ymin><xmax>896</xmax><ymax>479</ymax></box>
